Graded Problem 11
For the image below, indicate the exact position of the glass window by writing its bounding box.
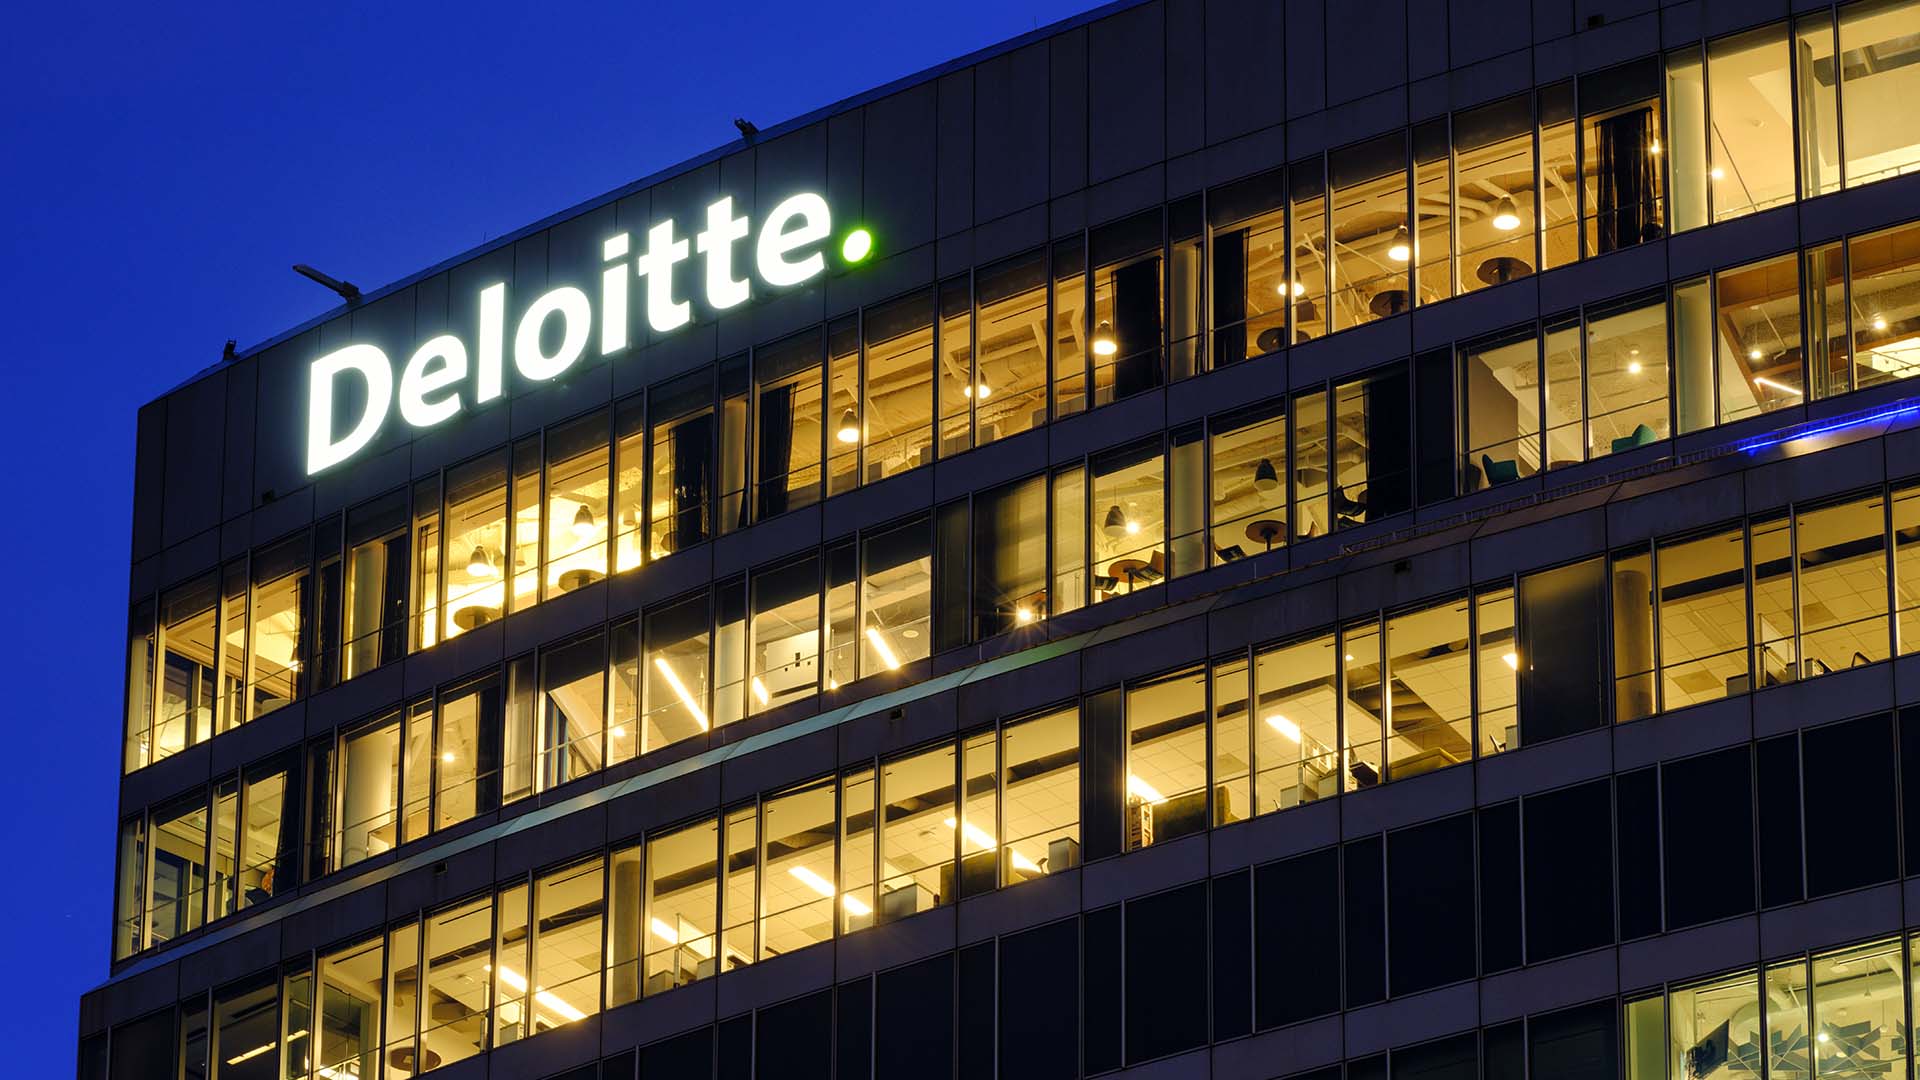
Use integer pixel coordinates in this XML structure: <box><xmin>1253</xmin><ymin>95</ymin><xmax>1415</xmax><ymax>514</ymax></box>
<box><xmin>754</xmin><ymin>330</ymin><xmax>824</xmax><ymax>520</ymax></box>
<box><xmin>715</xmin><ymin>577</ymin><xmax>747</xmax><ymax>728</ymax></box>
<box><xmin>281</xmin><ymin>970</ymin><xmax>313</xmax><ymax>1080</ymax></box>
<box><xmin>1051</xmin><ymin>238</ymin><xmax>1089</xmax><ymax>421</ymax></box>
<box><xmin>643</xmin><ymin>592</ymin><xmax>711</xmax><ymax>752</ymax></box>
<box><xmin>316</xmin><ymin>936</ymin><xmax>384</xmax><ymax>1079</ymax></box>
<box><xmin>434</xmin><ymin>673</ymin><xmax>498</xmax><ymax>830</ymax></box>
<box><xmin>749</xmin><ymin>553</ymin><xmax>820</xmax><ymax>713</ymax></box>
<box><xmin>124</xmin><ymin>600</ymin><xmax>156</xmax><ymax>772</ymax></box>
<box><xmin>1168</xmin><ymin>424</ymin><xmax>1206</xmax><ymax>578</ymax></box>
<box><xmin>422</xmin><ymin>896</ymin><xmax>490</xmax><ymax>1067</ymax></box>
<box><xmin>401</xmin><ymin>701</ymin><xmax>432</xmax><ymax>847</ymax></box>
<box><xmin>508</xmin><ymin>437</ymin><xmax>541</xmax><ymax>614</ymax></box>
<box><xmin>717</xmin><ymin>355</ymin><xmax>750</xmax><ymax>537</ymax></box>
<box><xmin>1124</xmin><ymin>668</ymin><xmax>1208</xmax><ymax>847</ymax></box>
<box><xmin>113</xmin><ymin>817</ymin><xmax>143</xmax><ymax>960</ymax></box>
<box><xmin>158</xmin><ymin>574</ymin><xmax>220</xmax><ymax>760</ymax></box>
<box><xmin>536</xmin><ymin>633</ymin><xmax>605</xmax><ymax>792</ymax></box>
<box><xmin>409</xmin><ymin>476</ymin><xmax>441</xmax><ymax>653</ymax></box>
<box><xmin>647</xmin><ymin>372</ymin><xmax>714</xmax><ymax>557</ymax></box>
<box><xmin>1208</xmin><ymin>169</ymin><xmax>1288</xmax><ymax>364</ymax></box>
<box><xmin>1793</xmin><ymin>15</ymin><xmax>1842</xmax><ymax>200</ymax></box>
<box><xmin>1674</xmin><ymin>275</ymin><xmax>1718</xmax><ymax>433</ymax></box>
<box><xmin>341</xmin><ymin>490</ymin><xmax>409</xmax><ymax>681</ymax></box>
<box><xmin>1846</xmin><ymin>220</ymin><xmax>1920</xmax><ymax>388</ymax></box>
<box><xmin>1051</xmin><ymin>465</ymin><xmax>1086</xmax><ymax>619</ymax></box>
<box><xmin>544</xmin><ymin>410</ymin><xmax>610</xmax><ymax>599</ymax></box>
<box><xmin>1807</xmin><ymin>241</ymin><xmax>1852</xmax><ymax>400</ymax></box>
<box><xmin>1461</xmin><ymin>328</ymin><xmax>1541</xmax><ymax>490</ymax></box>
<box><xmin>384</xmin><ymin>921</ymin><xmax>419</xmax><ymax>1075</ymax></box>
<box><xmin>1586</xmin><ymin>292</ymin><xmax>1671</xmax><ymax>457</ymax></box>
<box><xmin>1001</xmin><ymin>707</ymin><xmax>1079</xmax><ymax>882</ymax></box>
<box><xmin>824</xmin><ymin>539</ymin><xmax>856</xmax><ymax>691</ymax></box>
<box><xmin>879</xmin><ymin>742</ymin><xmax>956</xmax><ymax>921</ymax></box>
<box><xmin>1895</xmin><ymin>483</ymin><xmax>1920</xmax><ymax>652</ymax></box>
<box><xmin>1708</xmin><ymin>25</ymin><xmax>1797</xmax><ymax>221</ymax></box>
<box><xmin>973</xmin><ymin>475</ymin><xmax>1047</xmax><ymax>637</ymax></box>
<box><xmin>1412</xmin><ymin>118</ymin><xmax>1453</xmax><ymax>307</ymax></box>
<box><xmin>1612</xmin><ymin>547</ymin><xmax>1657</xmax><ymax>723</ymax></box>
<box><xmin>1383</xmin><ymin>597</ymin><xmax>1473</xmax><ymax>780</ymax></box>
<box><xmin>1538</xmin><ymin>81</ymin><xmax>1579</xmax><ymax>269</ymax></box>
<box><xmin>938</xmin><ymin>275</ymin><xmax>973</xmax><ymax>457</ymax></box>
<box><xmin>1716</xmin><ymin>254</ymin><xmax>1805</xmax><ymax>422</ymax></box>
<box><xmin>1840</xmin><ymin>0</ymin><xmax>1920</xmax><ymax>186</ymax></box>
<box><xmin>1476</xmin><ymin>584</ymin><xmax>1521</xmax><ymax>749</ymax></box>
<box><xmin>1342</xmin><ymin>620</ymin><xmax>1384</xmax><ymax>789</ymax></box>
<box><xmin>148</xmin><ymin>793</ymin><xmax>208</xmax><ymax>946</ymax></box>
<box><xmin>1667</xmin><ymin>971</ymin><xmax>1761</xmax><ymax>1080</ymax></box>
<box><xmin>1168</xmin><ymin>196</ymin><xmax>1205</xmax><ymax>380</ymax></box>
<box><xmin>839</xmin><ymin>767</ymin><xmax>876</xmax><ymax>934</ymax></box>
<box><xmin>338</xmin><ymin>714</ymin><xmax>400</xmax><ymax>868</ymax></box>
<box><xmin>1542</xmin><ymin>314</ymin><xmax>1585</xmax><ymax>469</ymax></box>
<box><xmin>1252</xmin><ymin>632</ymin><xmax>1341</xmax><ymax>813</ymax></box>
<box><xmin>441</xmin><ymin>451</ymin><xmax>508</xmax><ymax>639</ymax></box>
<box><xmin>1089</xmin><ymin>211</ymin><xmax>1165</xmax><ymax>404</ymax></box>
<box><xmin>493</xmin><ymin>882</ymin><xmax>529</xmax><ymax>1044</ymax></box>
<box><xmin>1581</xmin><ymin>59</ymin><xmax>1665</xmax><ymax>255</ymax></box>
<box><xmin>1766</xmin><ymin>957</ymin><xmax>1810</xmax><ymax>1080</ymax></box>
<box><xmin>828</xmin><ymin>316</ymin><xmax>859</xmax><ymax>497</ymax></box>
<box><xmin>1332</xmin><ymin>363</ymin><xmax>1412</xmax><ymax>525</ymax></box>
<box><xmin>958</xmin><ymin>730</ymin><xmax>997</xmax><ymax>896</ymax></box>
<box><xmin>1209</xmin><ymin>401</ymin><xmax>1288</xmax><ymax>562</ymax></box>
<box><xmin>971</xmin><ymin>250</ymin><xmax>1049</xmax><ymax>445</ymax></box>
<box><xmin>213</xmin><ymin>978</ymin><xmax>275</xmax><ymax>1080</ymax></box>
<box><xmin>1797</xmin><ymin>493</ymin><xmax>1891</xmax><ymax>674</ymax></box>
<box><xmin>1455</xmin><ymin>95</ymin><xmax>1537</xmax><ymax>293</ymax></box>
<box><xmin>1210</xmin><ymin>657</ymin><xmax>1250</xmax><ymax>825</ymax></box>
<box><xmin>237</xmin><ymin>760</ymin><xmax>293</xmax><ymax>911</ymax></box>
<box><xmin>646</xmin><ymin>817</ymin><xmax>719</xmax><ymax>995</ymax></box>
<box><xmin>611</xmin><ymin>397</ymin><xmax>646</xmax><ymax>575</ymax></box>
<box><xmin>608</xmin><ymin>616</ymin><xmax>638</xmax><ymax>767</ymax></box>
<box><xmin>1658</xmin><ymin>526</ymin><xmax>1751</xmax><ymax>709</ymax></box>
<box><xmin>210</xmin><ymin>779</ymin><xmax>237</xmax><ymax>923</ymax></box>
<box><xmin>862</xmin><ymin>289</ymin><xmax>936</xmax><ymax>483</ymax></box>
<box><xmin>607</xmin><ymin>846</ymin><xmax>641</xmax><ymax>1007</ymax></box>
<box><xmin>1813</xmin><ymin>937</ymin><xmax>1904</xmax><ymax>1071</ymax></box>
<box><xmin>533</xmin><ymin>857</ymin><xmax>604</xmax><ymax>1029</ymax></box>
<box><xmin>721</xmin><ymin>804</ymin><xmax>756</xmax><ymax>969</ymax></box>
<box><xmin>1091</xmin><ymin>441</ymin><xmax>1166</xmax><ymax>601</ymax></box>
<box><xmin>862</xmin><ymin>516</ymin><xmax>932</xmax><ymax>675</ymax></box>
<box><xmin>1278</xmin><ymin>160</ymin><xmax>1326</xmax><ymax>351</ymax></box>
<box><xmin>761</xmin><ymin>778</ymin><xmax>840</xmax><ymax>957</ymax></box>
<box><xmin>1667</xmin><ymin>46</ymin><xmax>1709</xmax><ymax>234</ymax></box>
<box><xmin>1328</xmin><ymin>133</ymin><xmax>1410</xmax><ymax>331</ymax></box>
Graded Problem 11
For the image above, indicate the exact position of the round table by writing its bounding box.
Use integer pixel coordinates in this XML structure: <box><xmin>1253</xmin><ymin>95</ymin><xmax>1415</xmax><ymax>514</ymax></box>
<box><xmin>452</xmin><ymin>605</ymin><xmax>499</xmax><ymax>631</ymax></box>
<box><xmin>1244</xmin><ymin>518</ymin><xmax>1287</xmax><ymax>551</ymax></box>
<box><xmin>558</xmin><ymin>568</ymin><xmax>606</xmax><ymax>592</ymax></box>
<box><xmin>1108</xmin><ymin>558</ymin><xmax>1150</xmax><ymax>589</ymax></box>
<box><xmin>1477</xmin><ymin>256</ymin><xmax>1533</xmax><ymax>286</ymax></box>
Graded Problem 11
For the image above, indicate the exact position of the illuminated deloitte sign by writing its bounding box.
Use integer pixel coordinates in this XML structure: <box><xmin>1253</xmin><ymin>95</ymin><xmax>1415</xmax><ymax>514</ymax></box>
<box><xmin>306</xmin><ymin>193</ymin><xmax>875</xmax><ymax>475</ymax></box>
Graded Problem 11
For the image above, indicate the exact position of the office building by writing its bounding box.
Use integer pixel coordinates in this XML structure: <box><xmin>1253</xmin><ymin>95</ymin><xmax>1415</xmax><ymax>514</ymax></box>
<box><xmin>77</xmin><ymin>0</ymin><xmax>1920</xmax><ymax>1077</ymax></box>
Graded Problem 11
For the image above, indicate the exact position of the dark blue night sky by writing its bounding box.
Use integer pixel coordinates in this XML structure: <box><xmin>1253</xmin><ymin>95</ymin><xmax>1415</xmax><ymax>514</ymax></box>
<box><xmin>0</xmin><ymin>2</ymin><xmax>1094</xmax><ymax>1070</ymax></box>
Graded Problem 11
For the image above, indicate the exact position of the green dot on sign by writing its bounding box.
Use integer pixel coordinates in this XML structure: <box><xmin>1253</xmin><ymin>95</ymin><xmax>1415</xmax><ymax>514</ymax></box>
<box><xmin>842</xmin><ymin>228</ymin><xmax>873</xmax><ymax>263</ymax></box>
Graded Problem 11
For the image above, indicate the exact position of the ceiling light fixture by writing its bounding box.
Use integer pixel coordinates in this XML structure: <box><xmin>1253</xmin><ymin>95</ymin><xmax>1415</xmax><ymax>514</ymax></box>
<box><xmin>1127</xmin><ymin>774</ymin><xmax>1166</xmax><ymax>803</ymax></box>
<box><xmin>1503</xmin><ymin>651</ymin><xmax>1519</xmax><ymax>671</ymax></box>
<box><xmin>1748</xmin><ymin>347</ymin><xmax>1764</xmax><ymax>361</ymax></box>
<box><xmin>652</xmin><ymin>657</ymin><xmax>710</xmax><ymax>729</ymax></box>
<box><xmin>836</xmin><ymin>408</ymin><xmax>860</xmax><ymax>445</ymax></box>
<box><xmin>1627</xmin><ymin>360</ymin><xmax>1643</xmax><ymax>375</ymax></box>
<box><xmin>1491</xmin><ymin>196</ymin><xmax>1521</xmax><ymax>231</ymax></box>
<box><xmin>1265</xmin><ymin>714</ymin><xmax>1302</xmax><ymax>743</ymax></box>
<box><xmin>466</xmin><ymin>546</ymin><xmax>496</xmax><ymax>579</ymax></box>
<box><xmin>943</xmin><ymin>816</ymin><xmax>1042</xmax><ymax>873</ymax></box>
<box><xmin>1874</xmin><ymin>314</ymin><xmax>1889</xmax><ymax>331</ymax></box>
<box><xmin>572</xmin><ymin>503</ymin><xmax>596</xmax><ymax>538</ymax></box>
<box><xmin>1102</xmin><ymin>504</ymin><xmax>1128</xmax><ymax>538</ymax></box>
<box><xmin>865</xmin><ymin>626</ymin><xmax>902</xmax><ymax>671</ymax></box>
<box><xmin>1254</xmin><ymin>457</ymin><xmax>1280</xmax><ymax>492</ymax></box>
<box><xmin>790</xmin><ymin>864</ymin><xmax>872</xmax><ymax>917</ymax></box>
<box><xmin>1092</xmin><ymin>321</ymin><xmax>1118</xmax><ymax>357</ymax></box>
<box><xmin>1279</xmin><ymin>280</ymin><xmax>1307</xmax><ymax>299</ymax></box>
<box><xmin>1710</xmin><ymin>166</ymin><xmax>1725</xmax><ymax>180</ymax></box>
<box><xmin>751</xmin><ymin>676</ymin><xmax>772</xmax><ymax>706</ymax></box>
<box><xmin>1387</xmin><ymin>225</ymin><xmax>1412</xmax><ymax>263</ymax></box>
<box><xmin>493</xmin><ymin>964</ymin><xmax>587</xmax><ymax>1023</ymax></box>
<box><xmin>1753</xmin><ymin>375</ymin><xmax>1803</xmax><ymax>397</ymax></box>
<box><xmin>1015</xmin><ymin>606</ymin><xmax>1035</xmax><ymax>625</ymax></box>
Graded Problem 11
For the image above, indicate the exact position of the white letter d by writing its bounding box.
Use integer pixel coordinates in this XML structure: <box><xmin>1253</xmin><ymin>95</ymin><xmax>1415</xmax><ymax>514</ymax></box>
<box><xmin>307</xmin><ymin>343</ymin><xmax>393</xmax><ymax>474</ymax></box>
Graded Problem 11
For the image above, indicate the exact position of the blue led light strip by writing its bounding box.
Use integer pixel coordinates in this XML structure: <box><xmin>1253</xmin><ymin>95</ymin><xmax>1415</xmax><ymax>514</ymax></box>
<box><xmin>1733</xmin><ymin>396</ymin><xmax>1920</xmax><ymax>455</ymax></box>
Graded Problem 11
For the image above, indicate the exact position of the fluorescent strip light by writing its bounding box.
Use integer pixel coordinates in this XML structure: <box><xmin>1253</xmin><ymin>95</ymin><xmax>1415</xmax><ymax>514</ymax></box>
<box><xmin>751</xmin><ymin>676</ymin><xmax>771</xmax><ymax>706</ymax></box>
<box><xmin>492</xmin><ymin>964</ymin><xmax>586</xmax><ymax>1023</ymax></box>
<box><xmin>652</xmin><ymin>657</ymin><xmax>710</xmax><ymax>729</ymax></box>
<box><xmin>865</xmin><ymin>626</ymin><xmax>902</xmax><ymax>670</ymax></box>
<box><xmin>1753</xmin><ymin>376</ymin><xmax>1803</xmax><ymax>397</ymax></box>
<box><xmin>1127</xmin><ymin>774</ymin><xmax>1165</xmax><ymax>803</ymax></box>
<box><xmin>651</xmin><ymin>916</ymin><xmax>716</xmax><ymax>959</ymax></box>
<box><xmin>1264</xmin><ymin>714</ymin><xmax>1302</xmax><ymax>743</ymax></box>
<box><xmin>789</xmin><ymin>864</ymin><xmax>873</xmax><ymax>916</ymax></box>
<box><xmin>225</xmin><ymin>1038</ymin><xmax>286</xmax><ymax>1065</ymax></box>
<box><xmin>942</xmin><ymin>816</ymin><xmax>1041</xmax><ymax>873</ymax></box>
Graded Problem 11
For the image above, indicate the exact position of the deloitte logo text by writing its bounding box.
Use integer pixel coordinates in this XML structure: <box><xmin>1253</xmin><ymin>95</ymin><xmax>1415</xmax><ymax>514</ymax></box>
<box><xmin>306</xmin><ymin>193</ymin><xmax>874</xmax><ymax>475</ymax></box>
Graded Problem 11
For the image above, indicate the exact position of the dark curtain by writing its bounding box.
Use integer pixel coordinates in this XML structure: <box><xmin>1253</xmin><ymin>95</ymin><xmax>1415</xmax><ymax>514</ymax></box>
<box><xmin>755</xmin><ymin>386</ymin><xmax>793</xmax><ymax>520</ymax></box>
<box><xmin>474</xmin><ymin>681</ymin><xmax>504</xmax><ymax>815</ymax></box>
<box><xmin>1517</xmin><ymin>559</ymin><xmax>1608</xmax><ymax>743</ymax></box>
<box><xmin>671</xmin><ymin>413</ymin><xmax>713</xmax><ymax>548</ymax></box>
<box><xmin>1211</xmin><ymin>230</ymin><xmax>1249</xmax><ymax>366</ymax></box>
<box><xmin>1114</xmin><ymin>259</ymin><xmax>1163</xmax><ymax>398</ymax></box>
<box><xmin>1592</xmin><ymin>107</ymin><xmax>1659</xmax><ymax>254</ymax></box>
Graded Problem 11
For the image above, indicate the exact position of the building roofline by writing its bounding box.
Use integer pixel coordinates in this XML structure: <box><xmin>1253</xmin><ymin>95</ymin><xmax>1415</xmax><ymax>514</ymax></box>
<box><xmin>161</xmin><ymin>0</ymin><xmax>1148</xmax><ymax>400</ymax></box>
